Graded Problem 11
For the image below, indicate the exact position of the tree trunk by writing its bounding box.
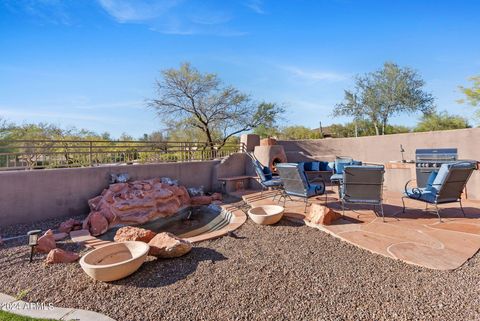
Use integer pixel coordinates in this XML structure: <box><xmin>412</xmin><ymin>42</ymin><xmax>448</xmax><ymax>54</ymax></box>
<box><xmin>373</xmin><ymin>122</ymin><xmax>380</xmax><ymax>136</ymax></box>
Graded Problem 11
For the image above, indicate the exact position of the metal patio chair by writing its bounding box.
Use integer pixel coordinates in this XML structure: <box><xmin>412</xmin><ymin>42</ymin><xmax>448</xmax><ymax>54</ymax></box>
<box><xmin>339</xmin><ymin>165</ymin><xmax>386</xmax><ymax>222</ymax></box>
<box><xmin>276</xmin><ymin>163</ymin><xmax>326</xmax><ymax>212</ymax></box>
<box><xmin>247</xmin><ymin>153</ymin><xmax>283</xmax><ymax>199</ymax></box>
<box><xmin>402</xmin><ymin>161</ymin><xmax>477</xmax><ymax>222</ymax></box>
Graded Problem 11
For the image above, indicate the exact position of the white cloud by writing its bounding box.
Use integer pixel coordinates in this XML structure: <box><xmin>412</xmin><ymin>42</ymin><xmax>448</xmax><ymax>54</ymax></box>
<box><xmin>244</xmin><ymin>0</ymin><xmax>265</xmax><ymax>14</ymax></box>
<box><xmin>97</xmin><ymin>0</ymin><xmax>182</xmax><ymax>22</ymax></box>
<box><xmin>97</xmin><ymin>0</ymin><xmax>246</xmax><ymax>36</ymax></box>
<box><xmin>281</xmin><ymin>66</ymin><xmax>348</xmax><ymax>82</ymax></box>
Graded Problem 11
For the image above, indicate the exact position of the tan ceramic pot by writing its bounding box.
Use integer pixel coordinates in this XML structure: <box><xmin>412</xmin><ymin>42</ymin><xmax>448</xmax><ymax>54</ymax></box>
<box><xmin>79</xmin><ymin>241</ymin><xmax>149</xmax><ymax>282</ymax></box>
<box><xmin>248</xmin><ymin>205</ymin><xmax>284</xmax><ymax>225</ymax></box>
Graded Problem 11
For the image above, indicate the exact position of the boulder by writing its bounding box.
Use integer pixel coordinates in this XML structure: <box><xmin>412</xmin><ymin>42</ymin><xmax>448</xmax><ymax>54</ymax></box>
<box><xmin>36</xmin><ymin>229</ymin><xmax>56</xmax><ymax>254</ymax></box>
<box><xmin>85</xmin><ymin>212</ymin><xmax>109</xmax><ymax>236</ymax></box>
<box><xmin>45</xmin><ymin>248</ymin><xmax>80</xmax><ymax>264</ymax></box>
<box><xmin>59</xmin><ymin>218</ymin><xmax>83</xmax><ymax>234</ymax></box>
<box><xmin>114</xmin><ymin>226</ymin><xmax>157</xmax><ymax>243</ymax></box>
<box><xmin>306</xmin><ymin>204</ymin><xmax>341</xmax><ymax>225</ymax></box>
<box><xmin>190</xmin><ymin>196</ymin><xmax>213</xmax><ymax>206</ymax></box>
<box><xmin>148</xmin><ymin>232</ymin><xmax>192</xmax><ymax>258</ymax></box>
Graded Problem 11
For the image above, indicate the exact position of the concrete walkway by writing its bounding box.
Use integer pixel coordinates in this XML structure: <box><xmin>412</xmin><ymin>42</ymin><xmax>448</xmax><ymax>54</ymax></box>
<box><xmin>0</xmin><ymin>292</ymin><xmax>115</xmax><ymax>321</ymax></box>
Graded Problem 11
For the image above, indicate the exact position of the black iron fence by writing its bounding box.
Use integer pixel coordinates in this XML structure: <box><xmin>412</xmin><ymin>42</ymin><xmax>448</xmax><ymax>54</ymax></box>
<box><xmin>0</xmin><ymin>140</ymin><xmax>245</xmax><ymax>170</ymax></box>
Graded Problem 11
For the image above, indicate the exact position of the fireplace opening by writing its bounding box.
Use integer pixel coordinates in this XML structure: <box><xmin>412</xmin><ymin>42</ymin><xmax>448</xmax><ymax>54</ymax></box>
<box><xmin>271</xmin><ymin>158</ymin><xmax>283</xmax><ymax>173</ymax></box>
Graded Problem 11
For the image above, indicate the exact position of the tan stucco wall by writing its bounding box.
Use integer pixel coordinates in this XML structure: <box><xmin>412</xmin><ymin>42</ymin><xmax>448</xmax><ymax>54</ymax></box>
<box><xmin>0</xmin><ymin>161</ymin><xmax>219</xmax><ymax>226</ymax></box>
<box><xmin>278</xmin><ymin>128</ymin><xmax>480</xmax><ymax>199</ymax></box>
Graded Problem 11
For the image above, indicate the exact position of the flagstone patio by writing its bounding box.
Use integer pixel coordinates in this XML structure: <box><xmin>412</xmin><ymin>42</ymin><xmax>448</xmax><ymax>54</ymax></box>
<box><xmin>242</xmin><ymin>189</ymin><xmax>480</xmax><ymax>270</ymax></box>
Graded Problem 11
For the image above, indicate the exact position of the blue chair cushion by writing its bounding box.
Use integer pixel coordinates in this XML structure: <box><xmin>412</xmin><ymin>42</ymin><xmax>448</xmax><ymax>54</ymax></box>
<box><xmin>263</xmin><ymin>178</ymin><xmax>282</xmax><ymax>187</ymax></box>
<box><xmin>327</xmin><ymin>162</ymin><xmax>335</xmax><ymax>171</ymax></box>
<box><xmin>405</xmin><ymin>188</ymin><xmax>437</xmax><ymax>203</ymax></box>
<box><xmin>263</xmin><ymin>166</ymin><xmax>273</xmax><ymax>181</ymax></box>
<box><xmin>330</xmin><ymin>173</ymin><xmax>343</xmax><ymax>182</ymax></box>
<box><xmin>253</xmin><ymin>160</ymin><xmax>267</xmax><ymax>182</ymax></box>
<box><xmin>335</xmin><ymin>159</ymin><xmax>351</xmax><ymax>174</ymax></box>
<box><xmin>307</xmin><ymin>182</ymin><xmax>325</xmax><ymax>197</ymax></box>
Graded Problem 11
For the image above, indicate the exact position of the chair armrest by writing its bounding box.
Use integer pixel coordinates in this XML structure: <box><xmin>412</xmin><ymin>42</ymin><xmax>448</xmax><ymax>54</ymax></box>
<box><xmin>404</xmin><ymin>179</ymin><xmax>417</xmax><ymax>194</ymax></box>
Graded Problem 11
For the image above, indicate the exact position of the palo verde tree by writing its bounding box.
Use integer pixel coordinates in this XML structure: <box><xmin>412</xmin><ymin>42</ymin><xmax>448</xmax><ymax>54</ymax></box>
<box><xmin>148</xmin><ymin>63</ymin><xmax>284</xmax><ymax>150</ymax></box>
<box><xmin>458</xmin><ymin>76</ymin><xmax>480</xmax><ymax>116</ymax></box>
<box><xmin>334</xmin><ymin>62</ymin><xmax>435</xmax><ymax>135</ymax></box>
<box><xmin>414</xmin><ymin>111</ymin><xmax>470</xmax><ymax>132</ymax></box>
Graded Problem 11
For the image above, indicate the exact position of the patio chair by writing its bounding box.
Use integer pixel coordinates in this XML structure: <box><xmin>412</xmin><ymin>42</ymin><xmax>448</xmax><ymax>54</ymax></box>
<box><xmin>330</xmin><ymin>156</ymin><xmax>362</xmax><ymax>185</ymax></box>
<box><xmin>276</xmin><ymin>163</ymin><xmax>326</xmax><ymax>212</ymax></box>
<box><xmin>247</xmin><ymin>153</ymin><xmax>283</xmax><ymax>198</ymax></box>
<box><xmin>402</xmin><ymin>161</ymin><xmax>476</xmax><ymax>222</ymax></box>
<box><xmin>339</xmin><ymin>165</ymin><xmax>386</xmax><ymax>222</ymax></box>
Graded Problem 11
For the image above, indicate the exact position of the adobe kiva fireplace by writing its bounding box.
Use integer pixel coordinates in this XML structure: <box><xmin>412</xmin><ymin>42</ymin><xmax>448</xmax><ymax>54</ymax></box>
<box><xmin>253</xmin><ymin>139</ymin><xmax>288</xmax><ymax>172</ymax></box>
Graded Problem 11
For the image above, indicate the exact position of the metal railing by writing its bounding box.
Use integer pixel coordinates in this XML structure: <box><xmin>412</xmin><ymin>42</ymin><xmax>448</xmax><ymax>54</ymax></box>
<box><xmin>0</xmin><ymin>140</ymin><xmax>246</xmax><ymax>171</ymax></box>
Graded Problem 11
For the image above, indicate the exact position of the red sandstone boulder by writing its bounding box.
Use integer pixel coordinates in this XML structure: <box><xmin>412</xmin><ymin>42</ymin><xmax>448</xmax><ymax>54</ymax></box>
<box><xmin>36</xmin><ymin>229</ymin><xmax>56</xmax><ymax>254</ymax></box>
<box><xmin>114</xmin><ymin>226</ymin><xmax>157</xmax><ymax>243</ymax></box>
<box><xmin>148</xmin><ymin>232</ymin><xmax>192</xmax><ymax>258</ymax></box>
<box><xmin>306</xmin><ymin>204</ymin><xmax>341</xmax><ymax>225</ymax></box>
<box><xmin>45</xmin><ymin>248</ymin><xmax>80</xmax><ymax>264</ymax></box>
<box><xmin>190</xmin><ymin>196</ymin><xmax>213</xmax><ymax>206</ymax></box>
<box><xmin>59</xmin><ymin>218</ymin><xmax>83</xmax><ymax>234</ymax></box>
<box><xmin>85</xmin><ymin>212</ymin><xmax>109</xmax><ymax>236</ymax></box>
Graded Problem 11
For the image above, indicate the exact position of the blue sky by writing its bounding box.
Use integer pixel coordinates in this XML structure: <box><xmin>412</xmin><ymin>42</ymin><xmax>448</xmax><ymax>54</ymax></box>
<box><xmin>1</xmin><ymin>0</ymin><xmax>479</xmax><ymax>138</ymax></box>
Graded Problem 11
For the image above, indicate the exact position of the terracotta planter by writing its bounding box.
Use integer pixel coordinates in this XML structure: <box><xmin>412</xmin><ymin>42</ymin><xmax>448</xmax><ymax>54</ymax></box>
<box><xmin>248</xmin><ymin>205</ymin><xmax>284</xmax><ymax>225</ymax></box>
<box><xmin>79</xmin><ymin>241</ymin><xmax>149</xmax><ymax>282</ymax></box>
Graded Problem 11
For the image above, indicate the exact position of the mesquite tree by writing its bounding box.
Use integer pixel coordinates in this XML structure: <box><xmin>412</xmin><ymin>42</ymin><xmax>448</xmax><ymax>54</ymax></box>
<box><xmin>149</xmin><ymin>63</ymin><xmax>283</xmax><ymax>150</ymax></box>
<box><xmin>334</xmin><ymin>62</ymin><xmax>435</xmax><ymax>135</ymax></box>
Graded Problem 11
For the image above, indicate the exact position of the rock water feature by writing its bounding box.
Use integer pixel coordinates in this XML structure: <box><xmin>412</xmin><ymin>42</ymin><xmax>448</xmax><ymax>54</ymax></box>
<box><xmin>82</xmin><ymin>177</ymin><xmax>220</xmax><ymax>236</ymax></box>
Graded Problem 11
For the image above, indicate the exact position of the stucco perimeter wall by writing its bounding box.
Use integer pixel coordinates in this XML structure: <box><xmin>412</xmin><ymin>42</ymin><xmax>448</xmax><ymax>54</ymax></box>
<box><xmin>278</xmin><ymin>128</ymin><xmax>480</xmax><ymax>199</ymax></box>
<box><xmin>0</xmin><ymin>161</ymin><xmax>219</xmax><ymax>226</ymax></box>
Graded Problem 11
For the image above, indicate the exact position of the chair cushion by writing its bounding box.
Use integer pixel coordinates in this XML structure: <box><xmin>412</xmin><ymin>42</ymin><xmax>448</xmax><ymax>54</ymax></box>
<box><xmin>263</xmin><ymin>166</ymin><xmax>273</xmax><ymax>181</ymax></box>
<box><xmin>263</xmin><ymin>178</ymin><xmax>282</xmax><ymax>187</ymax></box>
<box><xmin>330</xmin><ymin>173</ymin><xmax>343</xmax><ymax>182</ymax></box>
<box><xmin>335</xmin><ymin>159</ymin><xmax>352</xmax><ymax>174</ymax></box>
<box><xmin>405</xmin><ymin>188</ymin><xmax>437</xmax><ymax>203</ymax></box>
<box><xmin>327</xmin><ymin>162</ymin><xmax>335</xmax><ymax>171</ymax></box>
<box><xmin>307</xmin><ymin>182</ymin><xmax>325</xmax><ymax>197</ymax></box>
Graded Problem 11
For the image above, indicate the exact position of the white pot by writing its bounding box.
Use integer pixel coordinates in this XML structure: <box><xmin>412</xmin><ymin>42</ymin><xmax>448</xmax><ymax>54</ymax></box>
<box><xmin>248</xmin><ymin>205</ymin><xmax>284</xmax><ymax>225</ymax></box>
<box><xmin>80</xmin><ymin>241</ymin><xmax>149</xmax><ymax>282</ymax></box>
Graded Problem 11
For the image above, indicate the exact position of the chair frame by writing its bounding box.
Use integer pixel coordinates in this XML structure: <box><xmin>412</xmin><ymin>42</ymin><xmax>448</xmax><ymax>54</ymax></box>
<box><xmin>401</xmin><ymin>163</ymin><xmax>475</xmax><ymax>222</ymax></box>
<box><xmin>276</xmin><ymin>164</ymin><xmax>327</xmax><ymax>212</ymax></box>
<box><xmin>247</xmin><ymin>152</ymin><xmax>283</xmax><ymax>200</ymax></box>
<box><xmin>339</xmin><ymin>165</ymin><xmax>386</xmax><ymax>222</ymax></box>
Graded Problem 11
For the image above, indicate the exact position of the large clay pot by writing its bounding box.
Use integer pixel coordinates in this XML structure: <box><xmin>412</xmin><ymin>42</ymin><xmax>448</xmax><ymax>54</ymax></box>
<box><xmin>79</xmin><ymin>241</ymin><xmax>149</xmax><ymax>282</ymax></box>
<box><xmin>248</xmin><ymin>205</ymin><xmax>284</xmax><ymax>225</ymax></box>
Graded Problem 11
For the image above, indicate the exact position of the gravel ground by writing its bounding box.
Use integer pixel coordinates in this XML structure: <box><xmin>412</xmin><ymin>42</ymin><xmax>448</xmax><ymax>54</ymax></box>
<box><xmin>1</xmin><ymin>213</ymin><xmax>479</xmax><ymax>321</ymax></box>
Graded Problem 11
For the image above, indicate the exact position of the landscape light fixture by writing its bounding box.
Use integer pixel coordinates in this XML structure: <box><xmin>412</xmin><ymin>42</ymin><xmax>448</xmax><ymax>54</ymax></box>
<box><xmin>400</xmin><ymin>144</ymin><xmax>406</xmax><ymax>163</ymax></box>
<box><xmin>27</xmin><ymin>229</ymin><xmax>42</xmax><ymax>262</ymax></box>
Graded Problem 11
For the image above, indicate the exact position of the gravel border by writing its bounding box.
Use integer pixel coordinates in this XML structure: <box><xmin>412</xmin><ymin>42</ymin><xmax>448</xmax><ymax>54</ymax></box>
<box><xmin>1</xmin><ymin>212</ymin><xmax>479</xmax><ymax>320</ymax></box>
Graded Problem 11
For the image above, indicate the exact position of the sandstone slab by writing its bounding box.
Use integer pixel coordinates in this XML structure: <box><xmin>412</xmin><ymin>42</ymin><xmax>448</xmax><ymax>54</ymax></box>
<box><xmin>190</xmin><ymin>196</ymin><xmax>213</xmax><ymax>206</ymax></box>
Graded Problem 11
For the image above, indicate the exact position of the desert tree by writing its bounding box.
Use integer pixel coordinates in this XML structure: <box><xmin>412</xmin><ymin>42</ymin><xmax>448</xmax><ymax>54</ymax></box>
<box><xmin>148</xmin><ymin>63</ymin><xmax>284</xmax><ymax>150</ymax></box>
<box><xmin>334</xmin><ymin>62</ymin><xmax>435</xmax><ymax>135</ymax></box>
